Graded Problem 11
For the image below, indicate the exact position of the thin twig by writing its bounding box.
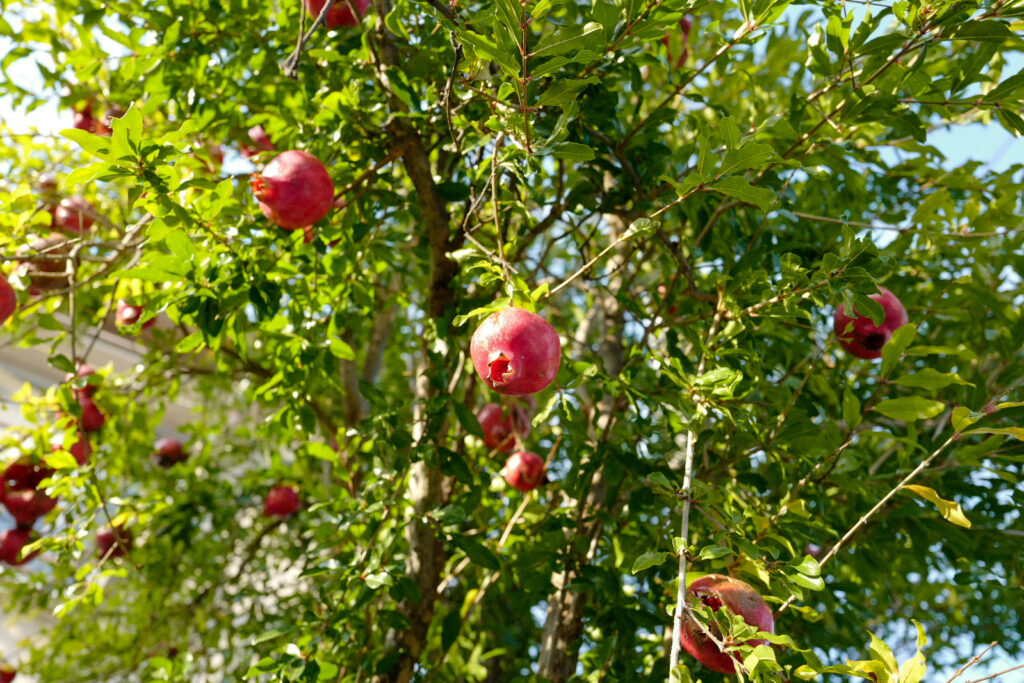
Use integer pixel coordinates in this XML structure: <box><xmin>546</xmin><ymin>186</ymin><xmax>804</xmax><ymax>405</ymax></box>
<box><xmin>946</xmin><ymin>642</ymin><xmax>998</xmax><ymax>683</ymax></box>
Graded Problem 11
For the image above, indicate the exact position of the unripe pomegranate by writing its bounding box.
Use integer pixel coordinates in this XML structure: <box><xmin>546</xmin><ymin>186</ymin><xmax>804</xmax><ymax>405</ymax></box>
<box><xmin>263</xmin><ymin>485</ymin><xmax>301</xmax><ymax>518</ymax></box>
<box><xmin>152</xmin><ymin>437</ymin><xmax>188</xmax><ymax>468</ymax></box>
<box><xmin>0</xmin><ymin>664</ymin><xmax>15</xmax><ymax>683</ymax></box>
<box><xmin>242</xmin><ymin>125</ymin><xmax>276</xmax><ymax>157</ymax></box>
<box><xmin>250</xmin><ymin>150</ymin><xmax>334</xmax><ymax>230</ymax></box>
<box><xmin>477</xmin><ymin>398</ymin><xmax>534</xmax><ymax>452</ymax></box>
<box><xmin>116</xmin><ymin>300</ymin><xmax>157</xmax><ymax>332</ymax></box>
<box><xmin>3</xmin><ymin>489</ymin><xmax>57</xmax><ymax>528</ymax></box>
<box><xmin>680</xmin><ymin>574</ymin><xmax>775</xmax><ymax>674</ymax></box>
<box><xmin>52</xmin><ymin>196</ymin><xmax>96</xmax><ymax>234</ymax></box>
<box><xmin>78</xmin><ymin>396</ymin><xmax>106</xmax><ymax>432</ymax></box>
<box><xmin>0</xmin><ymin>529</ymin><xmax>38</xmax><ymax>565</ymax></box>
<box><xmin>303</xmin><ymin>0</ymin><xmax>370</xmax><ymax>28</ymax></box>
<box><xmin>470</xmin><ymin>307</ymin><xmax>561</xmax><ymax>396</ymax></box>
<box><xmin>833</xmin><ymin>286</ymin><xmax>909</xmax><ymax>360</ymax></box>
<box><xmin>502</xmin><ymin>451</ymin><xmax>545</xmax><ymax>492</ymax></box>
<box><xmin>0</xmin><ymin>273</ymin><xmax>15</xmax><ymax>326</ymax></box>
<box><xmin>97</xmin><ymin>525</ymin><xmax>133</xmax><ymax>558</ymax></box>
<box><xmin>4</xmin><ymin>458</ymin><xmax>54</xmax><ymax>491</ymax></box>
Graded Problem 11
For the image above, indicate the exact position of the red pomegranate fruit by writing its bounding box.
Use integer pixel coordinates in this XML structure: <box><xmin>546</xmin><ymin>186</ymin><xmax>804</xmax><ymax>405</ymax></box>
<box><xmin>303</xmin><ymin>0</ymin><xmax>370</xmax><ymax>28</ymax></box>
<box><xmin>52</xmin><ymin>196</ymin><xmax>96</xmax><ymax>234</ymax></box>
<box><xmin>66</xmin><ymin>361</ymin><xmax>100</xmax><ymax>398</ymax></box>
<box><xmin>502</xmin><ymin>451</ymin><xmax>545</xmax><ymax>492</ymax></box>
<box><xmin>59</xmin><ymin>431</ymin><xmax>92</xmax><ymax>466</ymax></box>
<box><xmin>78</xmin><ymin>396</ymin><xmax>106</xmax><ymax>432</ymax></box>
<box><xmin>17</xmin><ymin>234</ymin><xmax>71</xmax><ymax>294</ymax></box>
<box><xmin>72</xmin><ymin>102</ymin><xmax>112</xmax><ymax>136</ymax></box>
<box><xmin>4</xmin><ymin>458</ymin><xmax>54</xmax><ymax>491</ymax></box>
<box><xmin>681</xmin><ymin>574</ymin><xmax>775</xmax><ymax>674</ymax></box>
<box><xmin>0</xmin><ymin>664</ymin><xmax>15</xmax><ymax>683</ymax></box>
<box><xmin>0</xmin><ymin>529</ymin><xmax>38</xmax><ymax>565</ymax></box>
<box><xmin>478</xmin><ymin>398</ymin><xmax>534</xmax><ymax>452</ymax></box>
<box><xmin>116</xmin><ymin>300</ymin><xmax>157</xmax><ymax>331</ymax></box>
<box><xmin>470</xmin><ymin>307</ymin><xmax>561</xmax><ymax>396</ymax></box>
<box><xmin>152</xmin><ymin>437</ymin><xmax>188</xmax><ymax>468</ymax></box>
<box><xmin>0</xmin><ymin>273</ymin><xmax>15</xmax><ymax>326</ymax></box>
<box><xmin>250</xmin><ymin>150</ymin><xmax>334</xmax><ymax>230</ymax></box>
<box><xmin>833</xmin><ymin>286</ymin><xmax>909</xmax><ymax>360</ymax></box>
<box><xmin>263</xmin><ymin>485</ymin><xmax>301</xmax><ymax>518</ymax></box>
<box><xmin>242</xmin><ymin>125</ymin><xmax>276</xmax><ymax>157</ymax></box>
<box><xmin>97</xmin><ymin>526</ymin><xmax>133</xmax><ymax>558</ymax></box>
<box><xmin>3</xmin><ymin>489</ymin><xmax>57</xmax><ymax>528</ymax></box>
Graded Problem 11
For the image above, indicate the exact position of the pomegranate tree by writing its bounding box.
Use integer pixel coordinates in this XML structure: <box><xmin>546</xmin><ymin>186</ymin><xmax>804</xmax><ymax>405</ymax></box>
<box><xmin>834</xmin><ymin>286</ymin><xmax>909</xmax><ymax>359</ymax></box>
<box><xmin>250</xmin><ymin>150</ymin><xmax>334</xmax><ymax>230</ymax></box>
<box><xmin>680</xmin><ymin>573</ymin><xmax>775</xmax><ymax>674</ymax></box>
<box><xmin>470</xmin><ymin>307</ymin><xmax>561</xmax><ymax>396</ymax></box>
<box><xmin>502</xmin><ymin>451</ymin><xmax>545</xmax><ymax>492</ymax></box>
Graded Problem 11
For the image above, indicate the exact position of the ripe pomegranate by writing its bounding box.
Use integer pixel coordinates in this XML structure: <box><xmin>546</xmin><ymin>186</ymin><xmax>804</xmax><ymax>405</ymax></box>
<box><xmin>833</xmin><ymin>286</ymin><xmax>909</xmax><ymax>360</ymax></box>
<box><xmin>116</xmin><ymin>300</ymin><xmax>157</xmax><ymax>331</ymax></box>
<box><xmin>72</xmin><ymin>102</ymin><xmax>112</xmax><ymax>136</ymax></box>
<box><xmin>66</xmin><ymin>361</ymin><xmax>100</xmax><ymax>398</ymax></box>
<box><xmin>250</xmin><ymin>150</ymin><xmax>334</xmax><ymax>230</ymax></box>
<box><xmin>0</xmin><ymin>528</ymin><xmax>38</xmax><ymax>565</ymax></box>
<box><xmin>470</xmin><ymin>307</ymin><xmax>561</xmax><ymax>396</ymax></box>
<box><xmin>303</xmin><ymin>0</ymin><xmax>370</xmax><ymax>28</ymax></box>
<box><xmin>0</xmin><ymin>664</ymin><xmax>15</xmax><ymax>683</ymax></box>
<box><xmin>502</xmin><ymin>451</ymin><xmax>545</xmax><ymax>492</ymax></box>
<box><xmin>0</xmin><ymin>273</ymin><xmax>15</xmax><ymax>326</ymax></box>
<box><xmin>17</xmin><ymin>234</ymin><xmax>71</xmax><ymax>294</ymax></box>
<box><xmin>78</xmin><ymin>396</ymin><xmax>106</xmax><ymax>432</ymax></box>
<box><xmin>242</xmin><ymin>125</ymin><xmax>276</xmax><ymax>157</ymax></box>
<box><xmin>97</xmin><ymin>526</ymin><xmax>133</xmax><ymax>558</ymax></box>
<box><xmin>477</xmin><ymin>398</ymin><xmax>534</xmax><ymax>452</ymax></box>
<box><xmin>680</xmin><ymin>574</ymin><xmax>775</xmax><ymax>675</ymax></box>
<box><xmin>152</xmin><ymin>437</ymin><xmax>188</xmax><ymax>468</ymax></box>
<box><xmin>59</xmin><ymin>431</ymin><xmax>92</xmax><ymax>466</ymax></box>
<box><xmin>4</xmin><ymin>458</ymin><xmax>54</xmax><ymax>491</ymax></box>
<box><xmin>52</xmin><ymin>196</ymin><xmax>96</xmax><ymax>234</ymax></box>
<box><xmin>3</xmin><ymin>489</ymin><xmax>57</xmax><ymax>528</ymax></box>
<box><xmin>263</xmin><ymin>485</ymin><xmax>301</xmax><ymax>518</ymax></box>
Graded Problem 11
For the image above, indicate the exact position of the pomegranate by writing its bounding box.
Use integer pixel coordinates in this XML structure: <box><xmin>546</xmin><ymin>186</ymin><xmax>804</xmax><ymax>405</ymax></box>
<box><xmin>0</xmin><ymin>528</ymin><xmax>38</xmax><ymax>566</ymax></box>
<box><xmin>17</xmin><ymin>234</ymin><xmax>71</xmax><ymax>294</ymax></box>
<box><xmin>502</xmin><ymin>451</ymin><xmax>545</xmax><ymax>492</ymax></box>
<box><xmin>834</xmin><ymin>286</ymin><xmax>909</xmax><ymax>360</ymax></box>
<box><xmin>52</xmin><ymin>196</ymin><xmax>96</xmax><ymax>234</ymax></box>
<box><xmin>680</xmin><ymin>574</ymin><xmax>775</xmax><ymax>674</ymax></box>
<box><xmin>0</xmin><ymin>273</ymin><xmax>15</xmax><ymax>326</ymax></box>
<box><xmin>116</xmin><ymin>300</ymin><xmax>157</xmax><ymax>331</ymax></box>
<box><xmin>263</xmin><ymin>485</ymin><xmax>300</xmax><ymax>518</ymax></box>
<box><xmin>0</xmin><ymin>664</ymin><xmax>15</xmax><ymax>683</ymax></box>
<box><xmin>250</xmin><ymin>150</ymin><xmax>334</xmax><ymax>230</ymax></box>
<box><xmin>471</xmin><ymin>307</ymin><xmax>561</xmax><ymax>396</ymax></box>
<box><xmin>59</xmin><ymin>431</ymin><xmax>92</xmax><ymax>466</ymax></box>
<box><xmin>78</xmin><ymin>396</ymin><xmax>106</xmax><ymax>432</ymax></box>
<box><xmin>97</xmin><ymin>526</ymin><xmax>133</xmax><ymax>558</ymax></box>
<box><xmin>303</xmin><ymin>0</ymin><xmax>370</xmax><ymax>29</ymax></box>
<box><xmin>3</xmin><ymin>489</ymin><xmax>57</xmax><ymax>528</ymax></box>
<box><xmin>72</xmin><ymin>102</ymin><xmax>112</xmax><ymax>136</ymax></box>
<box><xmin>4</xmin><ymin>458</ymin><xmax>54</xmax><ymax>491</ymax></box>
<box><xmin>66</xmin><ymin>361</ymin><xmax>100</xmax><ymax>398</ymax></box>
<box><xmin>241</xmin><ymin>125</ymin><xmax>276</xmax><ymax>157</ymax></box>
<box><xmin>477</xmin><ymin>398</ymin><xmax>534</xmax><ymax>452</ymax></box>
<box><xmin>152</xmin><ymin>437</ymin><xmax>188</xmax><ymax>468</ymax></box>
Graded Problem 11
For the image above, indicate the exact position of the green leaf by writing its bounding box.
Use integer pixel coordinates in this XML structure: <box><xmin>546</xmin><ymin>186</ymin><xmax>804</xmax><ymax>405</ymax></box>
<box><xmin>631</xmin><ymin>550</ymin><xmax>672</xmax><ymax>574</ymax></box>
<box><xmin>536</xmin><ymin>78</ymin><xmax>598</xmax><ymax>107</ymax></box>
<box><xmin>951</xmin><ymin>406</ymin><xmax>984</xmax><ymax>432</ymax></box>
<box><xmin>904</xmin><ymin>485</ymin><xmax>971</xmax><ymax>528</ymax></box>
<box><xmin>892</xmin><ymin>368</ymin><xmax>973</xmax><ymax>390</ymax></box>
<box><xmin>452</xmin><ymin>299</ymin><xmax>510</xmax><ymax>328</ymax></box>
<box><xmin>717</xmin><ymin>142</ymin><xmax>779</xmax><ymax>177</ymax></box>
<box><xmin>551</xmin><ymin>142</ymin><xmax>595</xmax><ymax>161</ymax></box>
<box><xmin>962</xmin><ymin>427</ymin><xmax>1024</xmax><ymax>441</ymax></box>
<box><xmin>950</xmin><ymin>21</ymin><xmax>1013</xmax><ymax>41</ymax></box>
<box><xmin>708</xmin><ymin>176</ymin><xmax>777</xmax><ymax>210</ymax></box>
<box><xmin>696</xmin><ymin>545</ymin><xmax>731</xmax><ymax>560</ymax></box>
<box><xmin>46</xmin><ymin>449</ymin><xmax>79</xmax><ymax>470</ymax></box>
<box><xmin>64</xmin><ymin>161</ymin><xmax>115</xmax><ymax>186</ymax></box>
<box><xmin>622</xmin><ymin>217</ymin><xmax>658</xmax><ymax>239</ymax></box>
<box><xmin>452</xmin><ymin>401</ymin><xmax>484</xmax><ymax>439</ymax></box>
<box><xmin>873</xmin><ymin>396</ymin><xmax>945</xmax><ymax>422</ymax></box>
<box><xmin>842</xmin><ymin>387</ymin><xmax>862</xmax><ymax>429</ymax></box>
<box><xmin>789</xmin><ymin>572</ymin><xmax>825</xmax><ymax>591</ymax></box>
<box><xmin>531</xmin><ymin>22</ymin><xmax>603</xmax><ymax>58</ymax></box>
<box><xmin>449</xmin><ymin>534</ymin><xmax>501</xmax><ymax>571</ymax></box>
<box><xmin>880</xmin><ymin>323</ymin><xmax>916</xmax><ymax>375</ymax></box>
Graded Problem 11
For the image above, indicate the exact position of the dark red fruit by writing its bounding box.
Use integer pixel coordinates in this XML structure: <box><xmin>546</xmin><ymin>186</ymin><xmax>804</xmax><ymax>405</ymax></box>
<box><xmin>66</xmin><ymin>361</ymin><xmax>100</xmax><ymax>398</ymax></box>
<box><xmin>72</xmin><ymin>102</ymin><xmax>112</xmax><ymax>136</ymax></box>
<box><xmin>478</xmin><ymin>398</ymin><xmax>534</xmax><ymax>452</ymax></box>
<box><xmin>0</xmin><ymin>528</ymin><xmax>38</xmax><ymax>566</ymax></box>
<box><xmin>250</xmin><ymin>150</ymin><xmax>334</xmax><ymax>230</ymax></box>
<box><xmin>680</xmin><ymin>574</ymin><xmax>775</xmax><ymax>674</ymax></box>
<box><xmin>79</xmin><ymin>396</ymin><xmax>106</xmax><ymax>432</ymax></box>
<box><xmin>0</xmin><ymin>664</ymin><xmax>15</xmax><ymax>683</ymax></box>
<box><xmin>97</xmin><ymin>526</ymin><xmax>133</xmax><ymax>558</ymax></box>
<box><xmin>834</xmin><ymin>286</ymin><xmax>909</xmax><ymax>360</ymax></box>
<box><xmin>60</xmin><ymin>431</ymin><xmax>92</xmax><ymax>466</ymax></box>
<box><xmin>52</xmin><ymin>196</ymin><xmax>96</xmax><ymax>234</ymax></box>
<box><xmin>303</xmin><ymin>0</ymin><xmax>370</xmax><ymax>28</ymax></box>
<box><xmin>4</xmin><ymin>458</ymin><xmax>54</xmax><ymax>491</ymax></box>
<box><xmin>152</xmin><ymin>437</ymin><xmax>188</xmax><ymax>468</ymax></box>
<box><xmin>115</xmin><ymin>300</ymin><xmax>156</xmax><ymax>331</ymax></box>
<box><xmin>17</xmin><ymin>234</ymin><xmax>71</xmax><ymax>294</ymax></box>
<box><xmin>471</xmin><ymin>307</ymin><xmax>561</xmax><ymax>396</ymax></box>
<box><xmin>502</xmin><ymin>451</ymin><xmax>545</xmax><ymax>492</ymax></box>
<box><xmin>263</xmin><ymin>485</ymin><xmax>300</xmax><ymax>518</ymax></box>
<box><xmin>0</xmin><ymin>273</ymin><xmax>15</xmax><ymax>326</ymax></box>
<box><xmin>3</xmin><ymin>489</ymin><xmax>57</xmax><ymax>528</ymax></box>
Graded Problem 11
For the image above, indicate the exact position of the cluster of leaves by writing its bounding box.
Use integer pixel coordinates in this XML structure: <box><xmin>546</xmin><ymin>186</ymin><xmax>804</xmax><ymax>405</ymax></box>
<box><xmin>0</xmin><ymin>0</ymin><xmax>1022</xmax><ymax>681</ymax></box>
